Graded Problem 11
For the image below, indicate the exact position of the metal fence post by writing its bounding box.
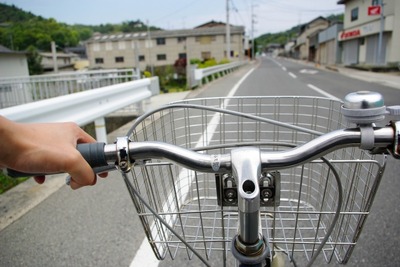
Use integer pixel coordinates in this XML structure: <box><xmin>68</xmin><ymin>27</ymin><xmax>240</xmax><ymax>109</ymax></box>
<box><xmin>94</xmin><ymin>117</ymin><xmax>108</xmax><ymax>143</ymax></box>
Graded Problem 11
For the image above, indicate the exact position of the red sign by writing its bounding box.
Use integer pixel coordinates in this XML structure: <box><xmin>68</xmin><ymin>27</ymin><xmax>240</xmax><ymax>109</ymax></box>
<box><xmin>340</xmin><ymin>29</ymin><xmax>361</xmax><ymax>40</ymax></box>
<box><xmin>368</xmin><ymin>5</ymin><xmax>381</xmax><ymax>16</ymax></box>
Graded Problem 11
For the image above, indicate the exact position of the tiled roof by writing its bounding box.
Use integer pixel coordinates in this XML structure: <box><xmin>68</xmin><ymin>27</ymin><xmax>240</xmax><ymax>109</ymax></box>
<box><xmin>0</xmin><ymin>44</ymin><xmax>13</xmax><ymax>53</ymax></box>
<box><xmin>87</xmin><ymin>26</ymin><xmax>245</xmax><ymax>43</ymax></box>
<box><xmin>0</xmin><ymin>44</ymin><xmax>26</xmax><ymax>54</ymax></box>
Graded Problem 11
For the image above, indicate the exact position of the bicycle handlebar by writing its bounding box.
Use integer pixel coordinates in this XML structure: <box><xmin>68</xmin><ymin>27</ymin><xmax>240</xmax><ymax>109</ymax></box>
<box><xmin>5</xmin><ymin>125</ymin><xmax>398</xmax><ymax>178</ymax></box>
<box><xmin>116</xmin><ymin>127</ymin><xmax>395</xmax><ymax>173</ymax></box>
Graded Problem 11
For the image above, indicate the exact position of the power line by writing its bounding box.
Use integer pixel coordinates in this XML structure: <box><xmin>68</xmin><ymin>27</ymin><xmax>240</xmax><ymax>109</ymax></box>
<box><xmin>152</xmin><ymin>0</ymin><xmax>199</xmax><ymax>24</ymax></box>
<box><xmin>258</xmin><ymin>0</ymin><xmax>343</xmax><ymax>14</ymax></box>
<box><xmin>231</xmin><ymin>0</ymin><xmax>247</xmax><ymax>27</ymax></box>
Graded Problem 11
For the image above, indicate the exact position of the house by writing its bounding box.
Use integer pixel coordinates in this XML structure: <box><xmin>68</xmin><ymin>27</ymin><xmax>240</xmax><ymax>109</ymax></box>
<box><xmin>85</xmin><ymin>22</ymin><xmax>245</xmax><ymax>70</ymax></box>
<box><xmin>195</xmin><ymin>20</ymin><xmax>227</xmax><ymax>28</ymax></box>
<box><xmin>284</xmin><ymin>40</ymin><xmax>296</xmax><ymax>58</ymax></box>
<box><xmin>318</xmin><ymin>22</ymin><xmax>344</xmax><ymax>65</ymax></box>
<box><xmin>294</xmin><ymin>17</ymin><xmax>330</xmax><ymax>61</ymax></box>
<box><xmin>338</xmin><ymin>0</ymin><xmax>400</xmax><ymax>66</ymax></box>
<box><xmin>39</xmin><ymin>51</ymin><xmax>80</xmax><ymax>72</ymax></box>
<box><xmin>0</xmin><ymin>45</ymin><xmax>29</xmax><ymax>78</ymax></box>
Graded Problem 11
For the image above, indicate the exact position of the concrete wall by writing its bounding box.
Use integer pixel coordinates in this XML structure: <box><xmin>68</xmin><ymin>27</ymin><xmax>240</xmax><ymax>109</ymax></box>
<box><xmin>0</xmin><ymin>54</ymin><xmax>29</xmax><ymax>78</ymax></box>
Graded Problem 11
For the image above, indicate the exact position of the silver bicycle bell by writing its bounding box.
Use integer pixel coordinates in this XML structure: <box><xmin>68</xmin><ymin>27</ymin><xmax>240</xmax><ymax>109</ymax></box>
<box><xmin>341</xmin><ymin>91</ymin><xmax>400</xmax><ymax>124</ymax></box>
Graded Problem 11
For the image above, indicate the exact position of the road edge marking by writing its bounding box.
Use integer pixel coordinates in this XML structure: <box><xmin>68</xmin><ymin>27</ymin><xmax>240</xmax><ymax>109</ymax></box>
<box><xmin>307</xmin><ymin>84</ymin><xmax>341</xmax><ymax>101</ymax></box>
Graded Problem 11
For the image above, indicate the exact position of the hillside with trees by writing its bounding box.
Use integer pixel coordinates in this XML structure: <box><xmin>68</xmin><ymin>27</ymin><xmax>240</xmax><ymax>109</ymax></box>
<box><xmin>0</xmin><ymin>3</ymin><xmax>160</xmax><ymax>52</ymax></box>
<box><xmin>255</xmin><ymin>13</ymin><xmax>344</xmax><ymax>50</ymax></box>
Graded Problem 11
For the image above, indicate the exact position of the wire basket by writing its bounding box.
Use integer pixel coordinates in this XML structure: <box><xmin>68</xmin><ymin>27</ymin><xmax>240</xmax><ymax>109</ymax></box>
<box><xmin>123</xmin><ymin>96</ymin><xmax>386</xmax><ymax>266</ymax></box>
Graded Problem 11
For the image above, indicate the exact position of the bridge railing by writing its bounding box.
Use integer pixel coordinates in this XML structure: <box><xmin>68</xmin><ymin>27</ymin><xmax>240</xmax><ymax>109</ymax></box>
<box><xmin>0</xmin><ymin>69</ymin><xmax>140</xmax><ymax>109</ymax></box>
<box><xmin>193</xmin><ymin>60</ymin><xmax>248</xmax><ymax>87</ymax></box>
<box><xmin>0</xmin><ymin>77</ymin><xmax>159</xmax><ymax>142</ymax></box>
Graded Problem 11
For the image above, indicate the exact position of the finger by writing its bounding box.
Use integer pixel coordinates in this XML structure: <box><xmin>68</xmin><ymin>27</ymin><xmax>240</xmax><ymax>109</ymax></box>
<box><xmin>69</xmin><ymin>175</ymin><xmax>97</xmax><ymax>190</ymax></box>
<box><xmin>98</xmin><ymin>172</ymin><xmax>108</xmax><ymax>178</ymax></box>
<box><xmin>34</xmin><ymin>176</ymin><xmax>46</xmax><ymax>184</ymax></box>
<box><xmin>64</xmin><ymin>148</ymin><xmax>97</xmax><ymax>187</ymax></box>
<box><xmin>76</xmin><ymin>128</ymin><xmax>96</xmax><ymax>144</ymax></box>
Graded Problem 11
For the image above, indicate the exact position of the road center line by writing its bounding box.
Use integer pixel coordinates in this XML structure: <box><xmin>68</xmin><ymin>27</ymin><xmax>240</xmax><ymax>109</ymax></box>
<box><xmin>129</xmin><ymin>66</ymin><xmax>255</xmax><ymax>267</ymax></box>
<box><xmin>307</xmin><ymin>84</ymin><xmax>341</xmax><ymax>101</ymax></box>
<box><xmin>288</xmin><ymin>72</ymin><xmax>297</xmax><ymax>79</ymax></box>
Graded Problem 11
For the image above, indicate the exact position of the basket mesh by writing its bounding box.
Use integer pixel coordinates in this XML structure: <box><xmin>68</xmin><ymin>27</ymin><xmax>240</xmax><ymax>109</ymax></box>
<box><xmin>125</xmin><ymin>96</ymin><xmax>385</xmax><ymax>266</ymax></box>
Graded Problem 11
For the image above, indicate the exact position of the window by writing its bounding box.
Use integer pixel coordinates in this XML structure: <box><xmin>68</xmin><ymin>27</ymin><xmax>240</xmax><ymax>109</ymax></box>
<box><xmin>115</xmin><ymin>57</ymin><xmax>124</xmax><ymax>63</ymax></box>
<box><xmin>178</xmin><ymin>53</ymin><xmax>186</xmax><ymax>59</ymax></box>
<box><xmin>195</xmin><ymin>36</ymin><xmax>216</xmax><ymax>44</ymax></box>
<box><xmin>138</xmin><ymin>55</ymin><xmax>145</xmax><ymax>61</ymax></box>
<box><xmin>118</xmin><ymin>41</ymin><xmax>126</xmax><ymax>50</ymax></box>
<box><xmin>157</xmin><ymin>54</ymin><xmax>167</xmax><ymax>61</ymax></box>
<box><xmin>351</xmin><ymin>7</ymin><xmax>359</xmax><ymax>21</ymax></box>
<box><xmin>372</xmin><ymin>0</ymin><xmax>380</xmax><ymax>5</ymax></box>
<box><xmin>201</xmin><ymin>51</ymin><xmax>211</xmax><ymax>60</ymax></box>
<box><xmin>105</xmin><ymin>42</ymin><xmax>112</xmax><ymax>51</ymax></box>
<box><xmin>93</xmin><ymin>43</ymin><xmax>100</xmax><ymax>51</ymax></box>
<box><xmin>156</xmin><ymin>38</ymin><xmax>166</xmax><ymax>45</ymax></box>
<box><xmin>95</xmin><ymin>58</ymin><xmax>104</xmax><ymax>64</ymax></box>
<box><xmin>177</xmin><ymin>37</ymin><xmax>186</xmax><ymax>43</ymax></box>
<box><xmin>224</xmin><ymin>50</ymin><xmax>234</xmax><ymax>58</ymax></box>
<box><xmin>145</xmin><ymin>40</ymin><xmax>153</xmax><ymax>48</ymax></box>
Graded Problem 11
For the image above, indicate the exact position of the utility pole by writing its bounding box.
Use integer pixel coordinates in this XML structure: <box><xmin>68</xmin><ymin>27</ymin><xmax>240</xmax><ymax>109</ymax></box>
<box><xmin>251</xmin><ymin>3</ymin><xmax>256</xmax><ymax>59</ymax></box>
<box><xmin>51</xmin><ymin>41</ymin><xmax>58</xmax><ymax>73</ymax></box>
<box><xmin>377</xmin><ymin>0</ymin><xmax>384</xmax><ymax>65</ymax></box>
<box><xmin>134</xmin><ymin>40</ymin><xmax>140</xmax><ymax>78</ymax></box>
<box><xmin>226</xmin><ymin>0</ymin><xmax>231</xmax><ymax>59</ymax></box>
<box><xmin>147</xmin><ymin>20</ymin><xmax>154</xmax><ymax>76</ymax></box>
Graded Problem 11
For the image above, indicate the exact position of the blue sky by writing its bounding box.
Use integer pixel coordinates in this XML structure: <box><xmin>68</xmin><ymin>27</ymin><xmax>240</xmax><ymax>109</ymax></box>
<box><xmin>1</xmin><ymin>0</ymin><xmax>344</xmax><ymax>36</ymax></box>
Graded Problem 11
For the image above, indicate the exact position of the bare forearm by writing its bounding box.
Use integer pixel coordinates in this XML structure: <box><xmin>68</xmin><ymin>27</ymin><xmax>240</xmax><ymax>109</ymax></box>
<box><xmin>0</xmin><ymin>116</ymin><xmax>103</xmax><ymax>189</ymax></box>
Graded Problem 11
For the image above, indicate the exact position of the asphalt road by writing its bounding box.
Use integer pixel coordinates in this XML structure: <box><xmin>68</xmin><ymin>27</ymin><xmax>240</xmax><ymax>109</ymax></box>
<box><xmin>0</xmin><ymin>57</ymin><xmax>399</xmax><ymax>267</ymax></box>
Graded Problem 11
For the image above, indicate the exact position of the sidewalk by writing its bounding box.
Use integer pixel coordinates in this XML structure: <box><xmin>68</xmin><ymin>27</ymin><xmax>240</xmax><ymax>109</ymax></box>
<box><xmin>333</xmin><ymin>66</ymin><xmax>400</xmax><ymax>90</ymax></box>
<box><xmin>312</xmin><ymin>61</ymin><xmax>400</xmax><ymax>90</ymax></box>
<box><xmin>284</xmin><ymin>57</ymin><xmax>400</xmax><ymax>91</ymax></box>
<box><xmin>0</xmin><ymin>91</ymin><xmax>191</xmax><ymax>232</ymax></box>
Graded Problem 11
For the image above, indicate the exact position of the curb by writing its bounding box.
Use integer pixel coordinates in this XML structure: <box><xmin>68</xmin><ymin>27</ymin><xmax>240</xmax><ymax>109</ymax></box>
<box><xmin>0</xmin><ymin>174</ymin><xmax>66</xmax><ymax>232</ymax></box>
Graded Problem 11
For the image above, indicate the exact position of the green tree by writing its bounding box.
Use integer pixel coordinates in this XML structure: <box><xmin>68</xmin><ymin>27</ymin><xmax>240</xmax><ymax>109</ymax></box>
<box><xmin>26</xmin><ymin>45</ymin><xmax>43</xmax><ymax>75</ymax></box>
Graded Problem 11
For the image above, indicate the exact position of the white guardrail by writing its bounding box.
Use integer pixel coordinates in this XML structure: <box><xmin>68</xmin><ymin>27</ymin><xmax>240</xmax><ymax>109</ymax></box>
<box><xmin>0</xmin><ymin>77</ymin><xmax>159</xmax><ymax>142</ymax></box>
<box><xmin>0</xmin><ymin>68</ymin><xmax>139</xmax><ymax>109</ymax></box>
<box><xmin>193</xmin><ymin>60</ymin><xmax>248</xmax><ymax>86</ymax></box>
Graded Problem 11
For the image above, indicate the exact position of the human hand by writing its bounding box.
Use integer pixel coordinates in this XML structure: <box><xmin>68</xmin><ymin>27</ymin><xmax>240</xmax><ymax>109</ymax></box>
<box><xmin>0</xmin><ymin>116</ymin><xmax>107</xmax><ymax>189</ymax></box>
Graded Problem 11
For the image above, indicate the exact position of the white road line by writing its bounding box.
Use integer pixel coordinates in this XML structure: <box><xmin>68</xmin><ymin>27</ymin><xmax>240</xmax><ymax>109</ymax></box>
<box><xmin>129</xmin><ymin>67</ymin><xmax>256</xmax><ymax>267</ymax></box>
<box><xmin>307</xmin><ymin>84</ymin><xmax>341</xmax><ymax>101</ymax></box>
<box><xmin>288</xmin><ymin>72</ymin><xmax>297</xmax><ymax>79</ymax></box>
<box><xmin>269</xmin><ymin>57</ymin><xmax>282</xmax><ymax>67</ymax></box>
<box><xmin>282</xmin><ymin>66</ymin><xmax>287</xmax><ymax>71</ymax></box>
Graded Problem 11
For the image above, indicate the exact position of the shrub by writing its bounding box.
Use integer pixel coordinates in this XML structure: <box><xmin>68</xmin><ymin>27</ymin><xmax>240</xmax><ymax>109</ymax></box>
<box><xmin>143</xmin><ymin>70</ymin><xmax>152</xmax><ymax>78</ymax></box>
<box><xmin>190</xmin><ymin>58</ymin><xmax>202</xmax><ymax>65</ymax></box>
<box><xmin>199</xmin><ymin>58</ymin><xmax>217</xmax><ymax>69</ymax></box>
<box><xmin>219</xmin><ymin>58</ymin><xmax>230</xmax><ymax>64</ymax></box>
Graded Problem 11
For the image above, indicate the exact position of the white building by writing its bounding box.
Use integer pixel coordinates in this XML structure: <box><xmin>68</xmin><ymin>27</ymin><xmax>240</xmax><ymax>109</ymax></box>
<box><xmin>338</xmin><ymin>0</ymin><xmax>400</xmax><ymax>66</ymax></box>
<box><xmin>85</xmin><ymin>22</ymin><xmax>245</xmax><ymax>70</ymax></box>
<box><xmin>0</xmin><ymin>45</ymin><xmax>29</xmax><ymax>78</ymax></box>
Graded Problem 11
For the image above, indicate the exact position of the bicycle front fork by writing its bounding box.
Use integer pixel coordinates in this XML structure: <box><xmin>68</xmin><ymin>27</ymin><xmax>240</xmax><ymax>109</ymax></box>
<box><xmin>230</xmin><ymin>147</ymin><xmax>271</xmax><ymax>267</ymax></box>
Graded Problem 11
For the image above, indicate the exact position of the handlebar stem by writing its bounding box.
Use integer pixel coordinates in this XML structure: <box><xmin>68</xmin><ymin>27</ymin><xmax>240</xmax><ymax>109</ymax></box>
<box><xmin>231</xmin><ymin>147</ymin><xmax>262</xmax><ymax>246</ymax></box>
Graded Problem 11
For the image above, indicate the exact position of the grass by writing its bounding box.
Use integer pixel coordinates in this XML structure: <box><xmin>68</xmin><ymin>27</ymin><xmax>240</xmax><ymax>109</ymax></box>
<box><xmin>164</xmin><ymin>87</ymin><xmax>188</xmax><ymax>93</ymax></box>
<box><xmin>0</xmin><ymin>171</ymin><xmax>29</xmax><ymax>194</ymax></box>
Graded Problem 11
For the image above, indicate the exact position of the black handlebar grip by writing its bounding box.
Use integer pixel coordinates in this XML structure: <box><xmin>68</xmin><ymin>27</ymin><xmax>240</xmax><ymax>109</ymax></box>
<box><xmin>76</xmin><ymin>142</ymin><xmax>107</xmax><ymax>168</ymax></box>
<box><xmin>6</xmin><ymin>142</ymin><xmax>108</xmax><ymax>178</ymax></box>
